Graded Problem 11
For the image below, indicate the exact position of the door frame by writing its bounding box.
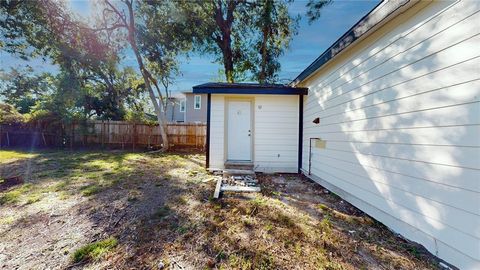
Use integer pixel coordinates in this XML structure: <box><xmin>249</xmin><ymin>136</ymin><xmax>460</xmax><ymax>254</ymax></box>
<box><xmin>224</xmin><ymin>97</ymin><xmax>254</xmax><ymax>162</ymax></box>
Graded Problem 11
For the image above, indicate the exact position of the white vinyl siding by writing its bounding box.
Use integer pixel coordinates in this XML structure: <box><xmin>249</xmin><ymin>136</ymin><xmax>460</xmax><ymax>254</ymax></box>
<box><xmin>209</xmin><ymin>95</ymin><xmax>225</xmax><ymax>169</ymax></box>
<box><xmin>254</xmin><ymin>95</ymin><xmax>299</xmax><ymax>173</ymax></box>
<box><xmin>300</xmin><ymin>1</ymin><xmax>480</xmax><ymax>269</ymax></box>
<box><xmin>208</xmin><ymin>94</ymin><xmax>299</xmax><ymax>173</ymax></box>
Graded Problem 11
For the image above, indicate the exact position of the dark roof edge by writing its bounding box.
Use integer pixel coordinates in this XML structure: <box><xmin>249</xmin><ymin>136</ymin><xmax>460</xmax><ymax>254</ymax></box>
<box><xmin>291</xmin><ymin>0</ymin><xmax>413</xmax><ymax>86</ymax></box>
<box><xmin>192</xmin><ymin>85</ymin><xmax>308</xmax><ymax>95</ymax></box>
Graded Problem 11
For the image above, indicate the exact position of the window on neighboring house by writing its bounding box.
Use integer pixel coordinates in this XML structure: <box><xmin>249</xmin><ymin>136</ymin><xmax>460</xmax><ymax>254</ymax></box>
<box><xmin>180</xmin><ymin>99</ymin><xmax>186</xmax><ymax>112</ymax></box>
<box><xmin>194</xmin><ymin>95</ymin><xmax>201</xmax><ymax>110</ymax></box>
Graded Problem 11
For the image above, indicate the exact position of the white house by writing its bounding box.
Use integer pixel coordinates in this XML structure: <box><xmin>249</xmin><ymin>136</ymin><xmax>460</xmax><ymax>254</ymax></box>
<box><xmin>195</xmin><ymin>0</ymin><xmax>479</xmax><ymax>268</ymax></box>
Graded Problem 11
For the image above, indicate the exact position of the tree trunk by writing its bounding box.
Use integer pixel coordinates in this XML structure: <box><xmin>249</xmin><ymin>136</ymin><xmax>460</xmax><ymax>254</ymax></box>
<box><xmin>222</xmin><ymin>35</ymin><xmax>234</xmax><ymax>83</ymax></box>
<box><xmin>259</xmin><ymin>0</ymin><xmax>273</xmax><ymax>84</ymax></box>
<box><xmin>259</xmin><ymin>28</ymin><xmax>268</xmax><ymax>84</ymax></box>
<box><xmin>214</xmin><ymin>0</ymin><xmax>236</xmax><ymax>83</ymax></box>
<box><xmin>124</xmin><ymin>0</ymin><xmax>169</xmax><ymax>150</ymax></box>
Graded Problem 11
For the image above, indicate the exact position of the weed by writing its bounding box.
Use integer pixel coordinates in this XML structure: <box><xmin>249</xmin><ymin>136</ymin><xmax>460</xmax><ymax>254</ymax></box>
<box><xmin>0</xmin><ymin>216</ymin><xmax>15</xmax><ymax>225</ymax></box>
<box><xmin>0</xmin><ymin>184</ymin><xmax>32</xmax><ymax>205</ymax></box>
<box><xmin>127</xmin><ymin>190</ymin><xmax>141</xmax><ymax>202</ymax></box>
<box><xmin>242</xmin><ymin>216</ymin><xmax>254</xmax><ymax>228</ymax></box>
<box><xmin>154</xmin><ymin>206</ymin><xmax>171</xmax><ymax>219</ymax></box>
<box><xmin>263</xmin><ymin>223</ymin><xmax>273</xmax><ymax>233</ymax></box>
<box><xmin>176</xmin><ymin>224</ymin><xmax>191</xmax><ymax>234</ymax></box>
<box><xmin>26</xmin><ymin>194</ymin><xmax>41</xmax><ymax>204</ymax></box>
<box><xmin>80</xmin><ymin>184</ymin><xmax>101</xmax><ymax>196</ymax></box>
<box><xmin>317</xmin><ymin>203</ymin><xmax>330</xmax><ymax>212</ymax></box>
<box><xmin>58</xmin><ymin>192</ymin><xmax>69</xmax><ymax>200</ymax></box>
<box><xmin>228</xmin><ymin>254</ymin><xmax>252</xmax><ymax>270</ymax></box>
<box><xmin>53</xmin><ymin>182</ymin><xmax>68</xmax><ymax>192</ymax></box>
<box><xmin>320</xmin><ymin>215</ymin><xmax>333</xmax><ymax>246</ymax></box>
<box><xmin>174</xmin><ymin>195</ymin><xmax>188</xmax><ymax>205</ymax></box>
<box><xmin>72</xmin><ymin>237</ymin><xmax>118</xmax><ymax>263</ymax></box>
<box><xmin>255</xmin><ymin>252</ymin><xmax>275</xmax><ymax>270</ymax></box>
<box><xmin>275</xmin><ymin>213</ymin><xmax>295</xmax><ymax>228</ymax></box>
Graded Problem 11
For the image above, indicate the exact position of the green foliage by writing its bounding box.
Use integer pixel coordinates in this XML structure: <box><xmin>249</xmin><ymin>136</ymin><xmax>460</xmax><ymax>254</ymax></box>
<box><xmin>252</xmin><ymin>0</ymin><xmax>299</xmax><ymax>83</ymax></box>
<box><xmin>306</xmin><ymin>0</ymin><xmax>333</xmax><ymax>24</ymax></box>
<box><xmin>0</xmin><ymin>103</ymin><xmax>25</xmax><ymax>124</ymax></box>
<box><xmin>72</xmin><ymin>237</ymin><xmax>118</xmax><ymax>263</ymax></box>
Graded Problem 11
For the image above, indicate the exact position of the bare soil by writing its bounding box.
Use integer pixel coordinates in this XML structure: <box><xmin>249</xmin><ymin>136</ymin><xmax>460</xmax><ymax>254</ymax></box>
<box><xmin>0</xmin><ymin>150</ymin><xmax>442</xmax><ymax>269</ymax></box>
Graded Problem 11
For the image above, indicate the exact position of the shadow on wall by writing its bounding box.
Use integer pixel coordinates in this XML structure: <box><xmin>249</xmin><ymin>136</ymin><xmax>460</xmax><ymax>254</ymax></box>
<box><xmin>304</xmin><ymin>0</ymin><xmax>479</xmax><ymax>265</ymax></box>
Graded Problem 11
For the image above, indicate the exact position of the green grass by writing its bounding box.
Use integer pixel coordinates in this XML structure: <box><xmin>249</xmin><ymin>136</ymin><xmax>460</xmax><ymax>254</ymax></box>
<box><xmin>26</xmin><ymin>194</ymin><xmax>42</xmax><ymax>204</ymax></box>
<box><xmin>0</xmin><ymin>184</ymin><xmax>32</xmax><ymax>205</ymax></box>
<box><xmin>72</xmin><ymin>237</ymin><xmax>118</xmax><ymax>263</ymax></box>
<box><xmin>80</xmin><ymin>184</ymin><xmax>102</xmax><ymax>197</ymax></box>
<box><xmin>0</xmin><ymin>150</ymin><xmax>38</xmax><ymax>163</ymax></box>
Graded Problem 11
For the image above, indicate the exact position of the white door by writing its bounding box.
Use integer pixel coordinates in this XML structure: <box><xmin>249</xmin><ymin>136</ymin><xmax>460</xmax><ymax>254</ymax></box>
<box><xmin>227</xmin><ymin>101</ymin><xmax>252</xmax><ymax>160</ymax></box>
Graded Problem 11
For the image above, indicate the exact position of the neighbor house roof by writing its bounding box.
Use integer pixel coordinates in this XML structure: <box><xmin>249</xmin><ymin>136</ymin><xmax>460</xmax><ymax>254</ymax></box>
<box><xmin>192</xmin><ymin>82</ymin><xmax>308</xmax><ymax>95</ymax></box>
<box><xmin>292</xmin><ymin>0</ymin><xmax>413</xmax><ymax>85</ymax></box>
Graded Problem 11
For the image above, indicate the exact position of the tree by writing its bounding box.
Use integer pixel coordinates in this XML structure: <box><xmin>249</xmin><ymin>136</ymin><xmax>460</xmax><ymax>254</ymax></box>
<box><xmin>176</xmin><ymin>0</ymin><xmax>323</xmax><ymax>84</ymax></box>
<box><xmin>253</xmin><ymin>0</ymin><xmax>299</xmax><ymax>83</ymax></box>
<box><xmin>0</xmin><ymin>103</ymin><xmax>25</xmax><ymax>124</ymax></box>
<box><xmin>97</xmin><ymin>0</ymin><xmax>182</xmax><ymax>150</ymax></box>
<box><xmin>177</xmin><ymin>0</ymin><xmax>256</xmax><ymax>83</ymax></box>
<box><xmin>306</xmin><ymin>0</ymin><xmax>332</xmax><ymax>24</ymax></box>
<box><xmin>1</xmin><ymin>0</ymin><xmax>152</xmax><ymax>123</ymax></box>
<box><xmin>0</xmin><ymin>67</ymin><xmax>55</xmax><ymax>113</ymax></box>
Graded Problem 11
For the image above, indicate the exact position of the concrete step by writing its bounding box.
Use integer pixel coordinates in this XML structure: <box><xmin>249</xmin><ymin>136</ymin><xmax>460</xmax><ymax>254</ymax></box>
<box><xmin>224</xmin><ymin>160</ymin><xmax>254</xmax><ymax>170</ymax></box>
<box><xmin>223</xmin><ymin>169</ymin><xmax>255</xmax><ymax>176</ymax></box>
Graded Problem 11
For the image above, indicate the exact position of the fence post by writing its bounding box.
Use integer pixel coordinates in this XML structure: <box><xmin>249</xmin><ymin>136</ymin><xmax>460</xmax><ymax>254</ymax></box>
<box><xmin>132</xmin><ymin>123</ymin><xmax>136</xmax><ymax>151</ymax></box>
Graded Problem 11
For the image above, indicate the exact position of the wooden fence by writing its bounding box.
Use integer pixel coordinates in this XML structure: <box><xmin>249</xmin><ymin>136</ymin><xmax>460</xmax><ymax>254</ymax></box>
<box><xmin>0</xmin><ymin>121</ymin><xmax>206</xmax><ymax>150</ymax></box>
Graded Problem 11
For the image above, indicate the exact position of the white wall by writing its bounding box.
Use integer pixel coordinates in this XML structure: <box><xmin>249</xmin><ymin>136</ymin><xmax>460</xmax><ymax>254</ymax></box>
<box><xmin>299</xmin><ymin>1</ymin><xmax>480</xmax><ymax>269</ymax></box>
<box><xmin>208</xmin><ymin>94</ymin><xmax>299</xmax><ymax>173</ymax></box>
<box><xmin>254</xmin><ymin>95</ymin><xmax>299</xmax><ymax>173</ymax></box>
<box><xmin>209</xmin><ymin>95</ymin><xmax>225</xmax><ymax>169</ymax></box>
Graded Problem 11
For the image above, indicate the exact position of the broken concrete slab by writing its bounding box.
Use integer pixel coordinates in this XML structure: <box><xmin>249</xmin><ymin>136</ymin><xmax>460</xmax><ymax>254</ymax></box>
<box><xmin>221</xmin><ymin>185</ymin><xmax>261</xmax><ymax>192</ymax></box>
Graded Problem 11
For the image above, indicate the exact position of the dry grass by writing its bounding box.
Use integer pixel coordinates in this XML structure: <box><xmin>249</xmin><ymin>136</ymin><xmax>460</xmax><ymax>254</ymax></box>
<box><xmin>0</xmin><ymin>149</ymin><xmax>442</xmax><ymax>270</ymax></box>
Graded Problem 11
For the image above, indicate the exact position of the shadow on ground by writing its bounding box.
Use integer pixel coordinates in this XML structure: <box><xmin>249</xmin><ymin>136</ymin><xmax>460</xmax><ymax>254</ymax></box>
<box><xmin>0</xmin><ymin>149</ymin><xmax>441</xmax><ymax>270</ymax></box>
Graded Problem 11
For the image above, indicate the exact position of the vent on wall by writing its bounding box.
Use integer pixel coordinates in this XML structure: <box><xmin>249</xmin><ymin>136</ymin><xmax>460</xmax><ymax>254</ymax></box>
<box><xmin>313</xmin><ymin>117</ymin><xmax>320</xmax><ymax>124</ymax></box>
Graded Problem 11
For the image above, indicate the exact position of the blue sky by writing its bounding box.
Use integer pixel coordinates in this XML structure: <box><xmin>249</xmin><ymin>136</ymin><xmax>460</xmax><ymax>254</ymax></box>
<box><xmin>0</xmin><ymin>0</ymin><xmax>379</xmax><ymax>92</ymax></box>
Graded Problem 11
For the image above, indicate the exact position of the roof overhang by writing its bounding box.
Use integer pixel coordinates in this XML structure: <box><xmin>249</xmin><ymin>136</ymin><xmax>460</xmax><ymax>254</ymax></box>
<box><xmin>292</xmin><ymin>0</ymin><xmax>418</xmax><ymax>86</ymax></box>
<box><xmin>193</xmin><ymin>82</ymin><xmax>308</xmax><ymax>95</ymax></box>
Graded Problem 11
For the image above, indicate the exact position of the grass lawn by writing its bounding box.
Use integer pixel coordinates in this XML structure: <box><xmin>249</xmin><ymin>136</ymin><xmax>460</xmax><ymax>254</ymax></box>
<box><xmin>0</xmin><ymin>149</ymin><xmax>441</xmax><ymax>269</ymax></box>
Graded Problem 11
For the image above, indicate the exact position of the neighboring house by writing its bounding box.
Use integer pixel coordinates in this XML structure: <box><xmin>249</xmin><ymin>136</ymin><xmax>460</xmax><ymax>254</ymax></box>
<box><xmin>164</xmin><ymin>94</ymin><xmax>185</xmax><ymax>123</ymax></box>
<box><xmin>183</xmin><ymin>91</ymin><xmax>207</xmax><ymax>123</ymax></box>
<box><xmin>196</xmin><ymin>0</ymin><xmax>480</xmax><ymax>269</ymax></box>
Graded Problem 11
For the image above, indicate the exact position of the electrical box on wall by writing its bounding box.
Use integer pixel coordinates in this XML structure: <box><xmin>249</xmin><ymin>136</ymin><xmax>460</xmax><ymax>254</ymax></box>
<box><xmin>315</xmin><ymin>139</ymin><xmax>327</xmax><ymax>149</ymax></box>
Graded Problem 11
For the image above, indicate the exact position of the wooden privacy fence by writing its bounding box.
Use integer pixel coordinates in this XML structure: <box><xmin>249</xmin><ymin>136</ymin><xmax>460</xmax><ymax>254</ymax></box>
<box><xmin>0</xmin><ymin>121</ymin><xmax>206</xmax><ymax>150</ymax></box>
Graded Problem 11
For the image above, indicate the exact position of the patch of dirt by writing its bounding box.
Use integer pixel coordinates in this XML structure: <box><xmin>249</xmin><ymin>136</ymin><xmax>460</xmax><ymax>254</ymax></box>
<box><xmin>0</xmin><ymin>150</ymin><xmax>444</xmax><ymax>270</ymax></box>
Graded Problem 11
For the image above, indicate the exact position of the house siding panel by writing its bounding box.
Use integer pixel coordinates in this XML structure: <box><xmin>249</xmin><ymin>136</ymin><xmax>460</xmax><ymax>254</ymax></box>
<box><xmin>209</xmin><ymin>95</ymin><xmax>225</xmax><ymax>169</ymax></box>
<box><xmin>254</xmin><ymin>95</ymin><xmax>299</xmax><ymax>173</ymax></box>
<box><xmin>185</xmin><ymin>93</ymin><xmax>207</xmax><ymax>123</ymax></box>
<box><xmin>299</xmin><ymin>1</ymin><xmax>480</xmax><ymax>269</ymax></box>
